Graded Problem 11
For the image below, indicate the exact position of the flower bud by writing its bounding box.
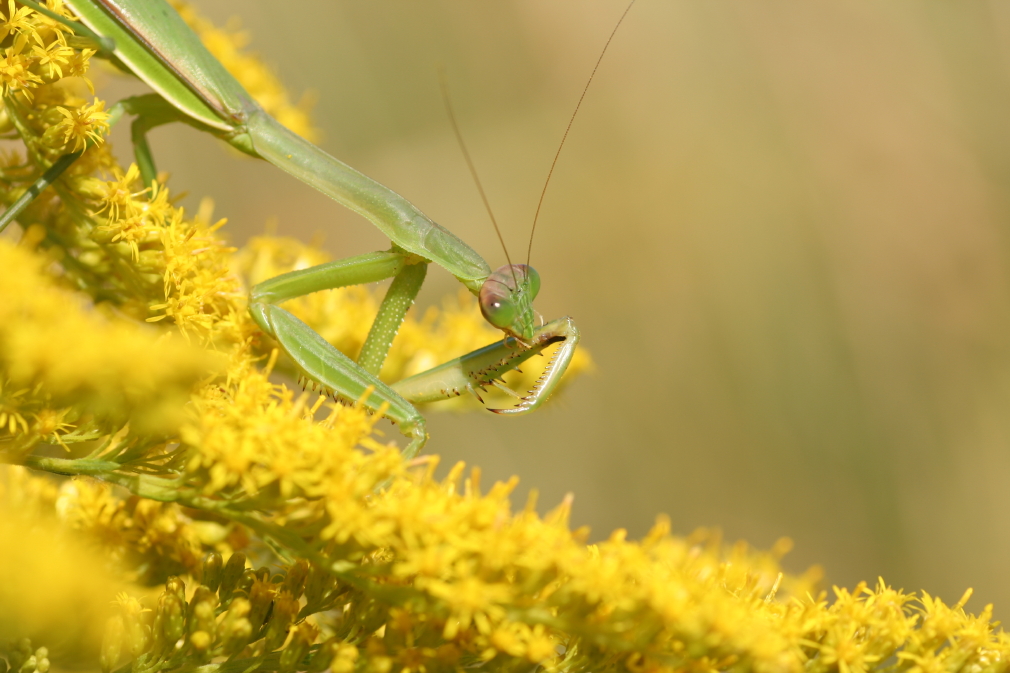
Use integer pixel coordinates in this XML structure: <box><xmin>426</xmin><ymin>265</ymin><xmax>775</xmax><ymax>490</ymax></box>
<box><xmin>165</xmin><ymin>576</ymin><xmax>186</xmax><ymax>606</ymax></box>
<box><xmin>124</xmin><ymin>614</ymin><xmax>149</xmax><ymax>659</ymax></box>
<box><xmin>189</xmin><ymin>594</ymin><xmax>218</xmax><ymax>645</ymax></box>
<box><xmin>7</xmin><ymin>642</ymin><xmax>32</xmax><ymax>673</ymax></box>
<box><xmin>236</xmin><ymin>568</ymin><xmax>256</xmax><ymax>599</ymax></box>
<box><xmin>135</xmin><ymin>249</ymin><xmax>162</xmax><ymax>272</ymax></box>
<box><xmin>219</xmin><ymin>598</ymin><xmax>253</xmax><ymax>657</ymax></box>
<box><xmin>158</xmin><ymin>591</ymin><xmax>186</xmax><ymax>645</ymax></box>
<box><xmin>367</xmin><ymin>655</ymin><xmax>390</xmax><ymax>673</ymax></box>
<box><xmin>32</xmin><ymin>648</ymin><xmax>49</xmax><ymax>673</ymax></box>
<box><xmin>248</xmin><ymin>576</ymin><xmax>277</xmax><ymax>632</ymax></box>
<box><xmin>263</xmin><ymin>591</ymin><xmax>299</xmax><ymax>652</ymax></box>
<box><xmin>283</xmin><ymin>559</ymin><xmax>310</xmax><ymax>599</ymax></box>
<box><xmin>100</xmin><ymin>616</ymin><xmax>124</xmax><ymax>673</ymax></box>
<box><xmin>200</xmin><ymin>552</ymin><xmax>224</xmax><ymax>593</ymax></box>
<box><xmin>189</xmin><ymin>630</ymin><xmax>212</xmax><ymax>652</ymax></box>
<box><xmin>326</xmin><ymin>642</ymin><xmax>359</xmax><ymax>673</ymax></box>
<box><xmin>219</xmin><ymin>552</ymin><xmax>247</xmax><ymax>601</ymax></box>
<box><xmin>279</xmin><ymin>623</ymin><xmax>317</xmax><ymax>673</ymax></box>
<box><xmin>67</xmin><ymin>176</ymin><xmax>108</xmax><ymax>200</ymax></box>
<box><xmin>303</xmin><ymin>563</ymin><xmax>335</xmax><ymax>608</ymax></box>
<box><xmin>189</xmin><ymin>586</ymin><xmax>216</xmax><ymax>616</ymax></box>
<box><xmin>40</xmin><ymin>107</ymin><xmax>66</xmax><ymax>126</ymax></box>
<box><xmin>39</xmin><ymin>125</ymin><xmax>67</xmax><ymax>152</ymax></box>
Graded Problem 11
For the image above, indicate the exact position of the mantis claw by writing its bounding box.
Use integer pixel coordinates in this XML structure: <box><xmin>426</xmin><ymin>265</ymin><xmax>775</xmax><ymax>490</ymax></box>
<box><xmin>394</xmin><ymin>317</ymin><xmax>580</xmax><ymax>416</ymax></box>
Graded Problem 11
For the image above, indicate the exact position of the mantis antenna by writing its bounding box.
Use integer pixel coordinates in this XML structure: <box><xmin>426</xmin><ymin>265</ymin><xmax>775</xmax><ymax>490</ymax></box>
<box><xmin>438</xmin><ymin>69</ymin><xmax>520</xmax><ymax>290</ymax></box>
<box><xmin>527</xmin><ymin>0</ymin><xmax>636</xmax><ymax>266</ymax></box>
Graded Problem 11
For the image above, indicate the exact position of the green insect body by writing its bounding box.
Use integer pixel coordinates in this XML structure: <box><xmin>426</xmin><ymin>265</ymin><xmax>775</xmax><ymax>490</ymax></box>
<box><xmin>8</xmin><ymin>0</ymin><xmax>583</xmax><ymax>458</ymax></box>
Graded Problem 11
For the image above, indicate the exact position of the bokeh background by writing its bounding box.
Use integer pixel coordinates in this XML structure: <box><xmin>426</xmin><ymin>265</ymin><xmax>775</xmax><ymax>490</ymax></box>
<box><xmin>116</xmin><ymin>1</ymin><xmax>1010</xmax><ymax>615</ymax></box>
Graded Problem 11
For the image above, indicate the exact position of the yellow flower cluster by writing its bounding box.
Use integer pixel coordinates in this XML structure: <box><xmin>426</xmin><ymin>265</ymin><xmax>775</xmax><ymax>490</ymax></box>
<box><xmin>0</xmin><ymin>0</ymin><xmax>93</xmax><ymax>102</ymax></box>
<box><xmin>0</xmin><ymin>469</ymin><xmax>127</xmax><ymax>663</ymax></box>
<box><xmin>0</xmin><ymin>3</ymin><xmax>1005</xmax><ymax>673</ymax></box>
<box><xmin>0</xmin><ymin>239</ymin><xmax>218</xmax><ymax>450</ymax></box>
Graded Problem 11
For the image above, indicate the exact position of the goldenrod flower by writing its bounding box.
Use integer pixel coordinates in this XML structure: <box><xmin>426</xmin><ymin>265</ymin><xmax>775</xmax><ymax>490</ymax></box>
<box><xmin>0</xmin><ymin>34</ymin><xmax>42</xmax><ymax>99</ymax></box>
<box><xmin>31</xmin><ymin>36</ymin><xmax>74</xmax><ymax>81</ymax></box>
<box><xmin>49</xmin><ymin>99</ymin><xmax>109</xmax><ymax>151</ymax></box>
<box><xmin>0</xmin><ymin>0</ymin><xmax>34</xmax><ymax>43</ymax></box>
<box><xmin>94</xmin><ymin>163</ymin><xmax>143</xmax><ymax>221</ymax></box>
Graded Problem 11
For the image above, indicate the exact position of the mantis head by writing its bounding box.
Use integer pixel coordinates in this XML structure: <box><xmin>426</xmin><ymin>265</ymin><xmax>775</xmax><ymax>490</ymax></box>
<box><xmin>479</xmin><ymin>263</ymin><xmax>541</xmax><ymax>344</ymax></box>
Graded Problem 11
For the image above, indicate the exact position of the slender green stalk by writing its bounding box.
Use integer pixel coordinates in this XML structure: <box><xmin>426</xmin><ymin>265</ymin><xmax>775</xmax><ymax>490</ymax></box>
<box><xmin>0</xmin><ymin>151</ymin><xmax>81</xmax><ymax>234</ymax></box>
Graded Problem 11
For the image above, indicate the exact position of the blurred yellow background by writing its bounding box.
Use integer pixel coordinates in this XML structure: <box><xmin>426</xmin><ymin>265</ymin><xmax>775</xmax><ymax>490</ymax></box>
<box><xmin>122</xmin><ymin>1</ymin><xmax>1010</xmax><ymax>615</ymax></box>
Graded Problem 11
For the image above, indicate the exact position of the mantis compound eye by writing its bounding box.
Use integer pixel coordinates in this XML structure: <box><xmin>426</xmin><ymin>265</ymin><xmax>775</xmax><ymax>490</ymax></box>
<box><xmin>479</xmin><ymin>264</ymin><xmax>541</xmax><ymax>335</ymax></box>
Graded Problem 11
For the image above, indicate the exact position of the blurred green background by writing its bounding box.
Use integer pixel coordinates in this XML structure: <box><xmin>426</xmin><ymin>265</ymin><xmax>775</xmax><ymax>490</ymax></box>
<box><xmin>123</xmin><ymin>1</ymin><xmax>1010</xmax><ymax>614</ymax></box>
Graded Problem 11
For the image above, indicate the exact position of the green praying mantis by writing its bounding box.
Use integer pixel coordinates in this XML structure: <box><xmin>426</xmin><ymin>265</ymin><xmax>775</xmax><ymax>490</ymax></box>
<box><xmin>4</xmin><ymin>0</ymin><xmax>633</xmax><ymax>458</ymax></box>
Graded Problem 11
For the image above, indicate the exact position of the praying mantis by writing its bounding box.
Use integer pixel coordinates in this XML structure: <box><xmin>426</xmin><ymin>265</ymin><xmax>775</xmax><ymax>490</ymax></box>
<box><xmin>6</xmin><ymin>0</ymin><xmax>632</xmax><ymax>458</ymax></box>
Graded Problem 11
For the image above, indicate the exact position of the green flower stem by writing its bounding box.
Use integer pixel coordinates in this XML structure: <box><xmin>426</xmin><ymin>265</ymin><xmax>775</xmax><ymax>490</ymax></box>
<box><xmin>0</xmin><ymin>151</ymin><xmax>82</xmax><ymax>234</ymax></box>
<box><xmin>20</xmin><ymin>454</ymin><xmax>122</xmax><ymax>476</ymax></box>
<box><xmin>18</xmin><ymin>454</ymin><xmax>412</xmax><ymax>602</ymax></box>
